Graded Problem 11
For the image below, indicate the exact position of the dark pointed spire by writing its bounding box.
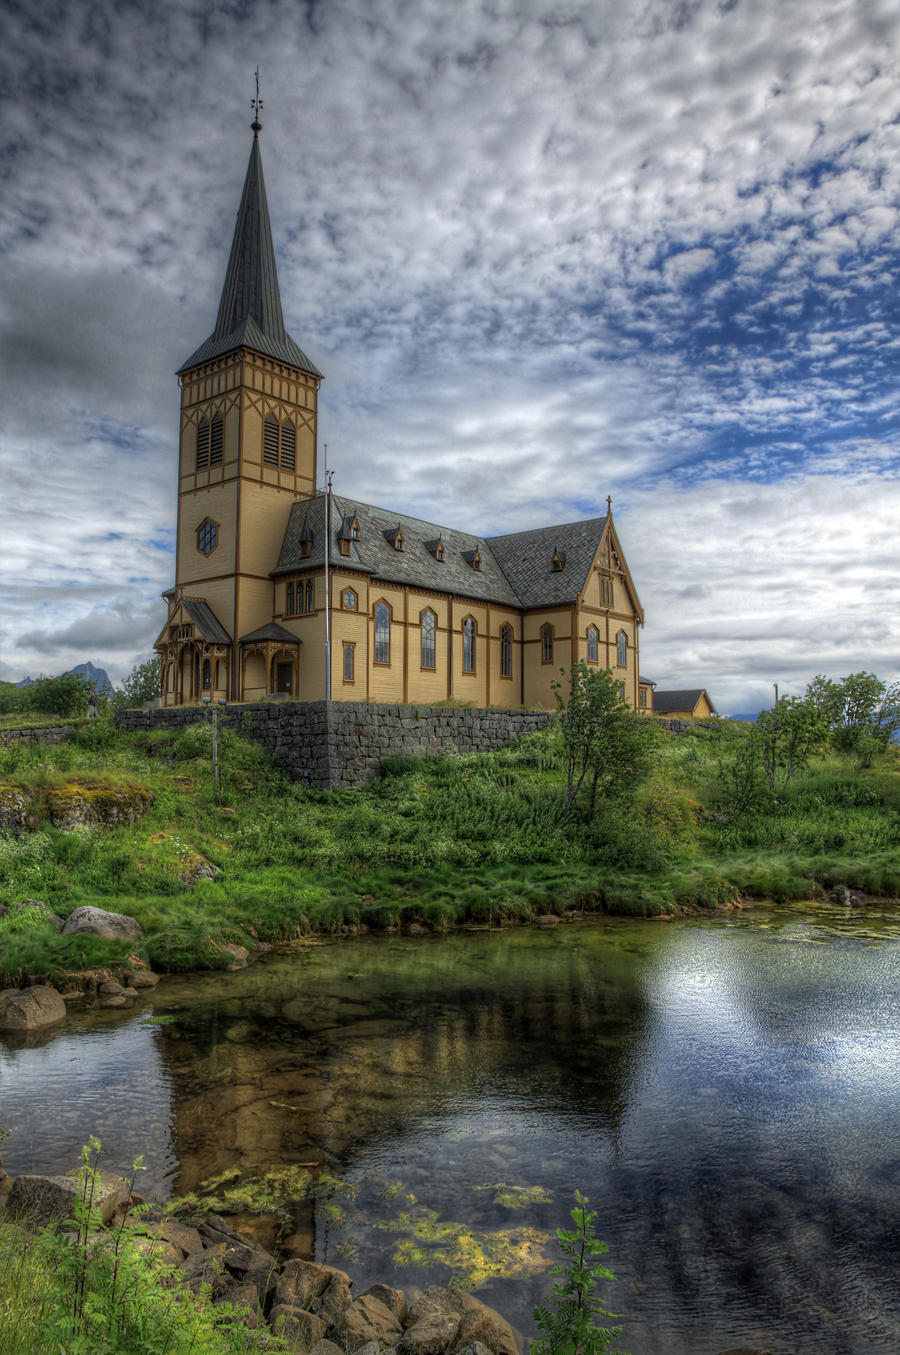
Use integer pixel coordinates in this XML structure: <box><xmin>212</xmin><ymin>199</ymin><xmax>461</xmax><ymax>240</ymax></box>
<box><xmin>179</xmin><ymin>122</ymin><xmax>321</xmax><ymax>376</ymax></box>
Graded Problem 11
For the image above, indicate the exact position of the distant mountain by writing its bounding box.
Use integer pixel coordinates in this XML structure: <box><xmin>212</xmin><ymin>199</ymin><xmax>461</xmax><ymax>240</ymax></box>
<box><xmin>15</xmin><ymin>663</ymin><xmax>115</xmax><ymax>696</ymax></box>
<box><xmin>727</xmin><ymin>712</ymin><xmax>760</xmax><ymax>723</ymax></box>
<box><xmin>69</xmin><ymin>662</ymin><xmax>115</xmax><ymax>697</ymax></box>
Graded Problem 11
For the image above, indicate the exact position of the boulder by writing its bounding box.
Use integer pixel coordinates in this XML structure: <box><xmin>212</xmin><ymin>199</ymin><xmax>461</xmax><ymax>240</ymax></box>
<box><xmin>536</xmin><ymin>914</ymin><xmax>560</xmax><ymax>926</ymax></box>
<box><xmin>311</xmin><ymin>1271</ymin><xmax>354</xmax><ymax>1327</ymax></box>
<box><xmin>127</xmin><ymin>970</ymin><xmax>160</xmax><ymax>989</ymax></box>
<box><xmin>7</xmin><ymin>1167</ymin><xmax>127</xmax><ymax>1229</ymax></box>
<box><xmin>270</xmin><ymin>1305</ymin><xmax>328</xmax><ymax>1351</ymax></box>
<box><xmin>362</xmin><ymin>1282</ymin><xmax>408</xmax><ymax>1325</ymax></box>
<box><xmin>405</xmin><ymin>1287</ymin><xmax>519</xmax><ymax>1355</ymax></box>
<box><xmin>399</xmin><ymin>1311</ymin><xmax>461</xmax><ymax>1355</ymax></box>
<box><xmin>0</xmin><ymin>986</ymin><xmax>66</xmax><ymax>1031</ymax></box>
<box><xmin>275</xmin><ymin>1258</ymin><xmax>349</xmax><ymax>1309</ymax></box>
<box><xmin>127</xmin><ymin>1235</ymin><xmax>182</xmax><ymax>1268</ymax></box>
<box><xmin>309</xmin><ymin>1341</ymin><xmax>346</xmax><ymax>1355</ymax></box>
<box><xmin>332</xmin><ymin>1293</ymin><xmax>404</xmax><ymax>1351</ymax></box>
<box><xmin>158</xmin><ymin>1217</ymin><xmax>205</xmax><ymax>1256</ymax></box>
<box><xmin>221</xmin><ymin>942</ymin><xmax>249</xmax><ymax>971</ymax></box>
<box><xmin>62</xmin><ymin>906</ymin><xmax>143</xmax><ymax>942</ymax></box>
<box><xmin>8</xmin><ymin>899</ymin><xmax>64</xmax><ymax>931</ymax></box>
<box><xmin>715</xmin><ymin>1350</ymin><xmax>773</xmax><ymax>1355</ymax></box>
<box><xmin>178</xmin><ymin>1247</ymin><xmax>235</xmax><ymax>1300</ymax></box>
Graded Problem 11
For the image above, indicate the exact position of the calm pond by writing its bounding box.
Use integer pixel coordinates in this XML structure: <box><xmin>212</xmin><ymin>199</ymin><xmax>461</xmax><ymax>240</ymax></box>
<box><xmin>2</xmin><ymin>905</ymin><xmax>900</xmax><ymax>1355</ymax></box>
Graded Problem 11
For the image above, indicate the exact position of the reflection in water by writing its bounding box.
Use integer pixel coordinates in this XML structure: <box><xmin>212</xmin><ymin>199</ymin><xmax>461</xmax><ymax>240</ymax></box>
<box><xmin>1</xmin><ymin>907</ymin><xmax>899</xmax><ymax>1355</ymax></box>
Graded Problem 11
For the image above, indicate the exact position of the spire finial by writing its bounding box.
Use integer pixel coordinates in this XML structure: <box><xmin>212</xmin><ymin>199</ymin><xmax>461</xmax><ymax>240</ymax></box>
<box><xmin>606</xmin><ymin>495</ymin><xmax>612</xmax><ymax>515</ymax></box>
<box><xmin>251</xmin><ymin>66</ymin><xmax>263</xmax><ymax>136</ymax></box>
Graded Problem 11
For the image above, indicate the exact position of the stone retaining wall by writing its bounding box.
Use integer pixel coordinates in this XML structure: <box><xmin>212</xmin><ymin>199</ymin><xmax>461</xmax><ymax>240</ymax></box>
<box><xmin>0</xmin><ymin>724</ymin><xmax>76</xmax><ymax>746</ymax></box>
<box><xmin>116</xmin><ymin>702</ymin><xmax>555</xmax><ymax>789</ymax></box>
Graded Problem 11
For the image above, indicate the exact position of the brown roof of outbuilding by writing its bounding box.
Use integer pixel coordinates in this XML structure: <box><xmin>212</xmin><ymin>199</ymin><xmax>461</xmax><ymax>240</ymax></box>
<box><xmin>178</xmin><ymin>136</ymin><xmax>321</xmax><ymax>378</ymax></box>
<box><xmin>652</xmin><ymin>689</ymin><xmax>717</xmax><ymax>715</ymax></box>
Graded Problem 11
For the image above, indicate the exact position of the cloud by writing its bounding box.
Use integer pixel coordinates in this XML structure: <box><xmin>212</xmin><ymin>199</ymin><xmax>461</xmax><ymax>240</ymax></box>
<box><xmin>1</xmin><ymin>0</ymin><xmax>899</xmax><ymax>701</ymax></box>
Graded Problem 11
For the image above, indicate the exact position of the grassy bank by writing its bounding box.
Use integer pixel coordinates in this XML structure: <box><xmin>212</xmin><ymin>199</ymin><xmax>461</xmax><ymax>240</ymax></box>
<box><xmin>0</xmin><ymin>715</ymin><xmax>898</xmax><ymax>985</ymax></box>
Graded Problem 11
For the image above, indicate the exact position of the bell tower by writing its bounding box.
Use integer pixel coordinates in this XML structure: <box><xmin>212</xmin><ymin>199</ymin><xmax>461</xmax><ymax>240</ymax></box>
<box><xmin>161</xmin><ymin>97</ymin><xmax>322</xmax><ymax>701</ymax></box>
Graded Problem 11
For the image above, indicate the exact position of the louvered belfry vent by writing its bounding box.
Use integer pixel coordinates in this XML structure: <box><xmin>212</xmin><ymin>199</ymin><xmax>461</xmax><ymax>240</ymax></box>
<box><xmin>210</xmin><ymin>413</ymin><xmax>224</xmax><ymax>466</ymax></box>
<box><xmin>196</xmin><ymin>419</ymin><xmax>210</xmax><ymax>470</ymax></box>
<box><xmin>263</xmin><ymin>414</ymin><xmax>279</xmax><ymax>466</ymax></box>
<box><xmin>280</xmin><ymin>419</ymin><xmax>296</xmax><ymax>471</ymax></box>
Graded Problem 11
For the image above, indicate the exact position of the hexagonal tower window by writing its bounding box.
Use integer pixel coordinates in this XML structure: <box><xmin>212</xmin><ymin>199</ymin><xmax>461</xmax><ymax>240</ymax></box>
<box><xmin>197</xmin><ymin>519</ymin><xmax>217</xmax><ymax>555</ymax></box>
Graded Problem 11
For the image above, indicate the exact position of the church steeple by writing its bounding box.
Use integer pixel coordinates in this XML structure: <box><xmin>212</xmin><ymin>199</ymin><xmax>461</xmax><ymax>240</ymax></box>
<box><xmin>178</xmin><ymin>126</ymin><xmax>321</xmax><ymax>376</ymax></box>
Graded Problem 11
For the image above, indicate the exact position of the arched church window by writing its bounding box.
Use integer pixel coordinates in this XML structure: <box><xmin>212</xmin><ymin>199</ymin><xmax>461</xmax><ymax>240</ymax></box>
<box><xmin>305</xmin><ymin>579</ymin><xmax>314</xmax><ymax>613</ymax></box>
<box><xmin>541</xmin><ymin>624</ymin><xmax>554</xmax><ymax>664</ymax></box>
<box><xmin>263</xmin><ymin>414</ymin><xmax>280</xmax><ymax>467</ymax></box>
<box><xmin>617</xmin><ymin>631</ymin><xmax>628</xmax><ymax>667</ymax></box>
<box><xmin>196</xmin><ymin>419</ymin><xmax>210</xmax><ymax>470</ymax></box>
<box><xmin>587</xmin><ymin>625</ymin><xmax>599</xmax><ymax>664</ymax></box>
<box><xmin>280</xmin><ymin>419</ymin><xmax>296</xmax><ymax>471</ymax></box>
<box><xmin>421</xmin><ymin>609</ymin><xmax>436</xmax><ymax>669</ymax></box>
<box><xmin>197</xmin><ymin>519</ymin><xmax>217</xmax><ymax>555</ymax></box>
<box><xmin>286</xmin><ymin>582</ymin><xmax>294</xmax><ymax>615</ymax></box>
<box><xmin>500</xmin><ymin>624</ymin><xmax>513</xmax><ymax>678</ymax></box>
<box><xmin>375</xmin><ymin>602</ymin><xmax>391</xmax><ymax>664</ymax></box>
<box><xmin>462</xmin><ymin>617</ymin><xmax>476</xmax><ymax>674</ymax></box>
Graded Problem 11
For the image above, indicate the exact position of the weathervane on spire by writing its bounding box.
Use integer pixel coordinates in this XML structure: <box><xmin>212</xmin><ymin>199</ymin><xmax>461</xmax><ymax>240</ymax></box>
<box><xmin>251</xmin><ymin>66</ymin><xmax>263</xmax><ymax>136</ymax></box>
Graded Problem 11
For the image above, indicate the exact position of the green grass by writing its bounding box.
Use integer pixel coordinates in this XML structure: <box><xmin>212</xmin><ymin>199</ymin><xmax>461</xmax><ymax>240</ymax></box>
<box><xmin>0</xmin><ymin>715</ymin><xmax>898</xmax><ymax>985</ymax></box>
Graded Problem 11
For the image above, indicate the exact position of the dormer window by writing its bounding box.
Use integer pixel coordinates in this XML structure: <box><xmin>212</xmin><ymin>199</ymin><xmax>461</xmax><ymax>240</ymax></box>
<box><xmin>425</xmin><ymin>538</ymin><xmax>445</xmax><ymax>561</ymax></box>
<box><xmin>299</xmin><ymin>515</ymin><xmax>313</xmax><ymax>559</ymax></box>
<box><xmin>300</xmin><ymin>540</ymin><xmax>312</xmax><ymax>559</ymax></box>
<box><xmin>350</xmin><ymin>518</ymin><xmax>360</xmax><ymax>539</ymax></box>
<box><xmin>339</xmin><ymin>538</ymin><xmax>351</xmax><ymax>556</ymax></box>
<box><xmin>551</xmin><ymin>549</ymin><xmax>565</xmax><ymax>572</ymax></box>
<box><xmin>384</xmin><ymin>526</ymin><xmax>404</xmax><ymax>551</ymax></box>
<box><xmin>463</xmin><ymin>549</ymin><xmax>481</xmax><ymax>571</ymax></box>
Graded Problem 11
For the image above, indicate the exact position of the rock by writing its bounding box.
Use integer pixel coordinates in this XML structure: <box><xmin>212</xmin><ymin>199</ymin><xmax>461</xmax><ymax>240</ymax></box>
<box><xmin>0</xmin><ymin>986</ymin><xmax>67</xmax><ymax>1031</ymax></box>
<box><xmin>98</xmin><ymin>979</ymin><xmax>127</xmax><ymax>996</ymax></box>
<box><xmin>7</xmin><ymin>1168</ymin><xmax>128</xmax><ymax>1229</ymax></box>
<box><xmin>353</xmin><ymin>1343</ymin><xmax>381</xmax><ymax>1355</ymax></box>
<box><xmin>333</xmin><ymin>1293</ymin><xmax>403</xmax><ymax>1351</ymax></box>
<box><xmin>457</xmin><ymin>1343</ymin><xmax>497</xmax><ymax>1355</ymax></box>
<box><xmin>270</xmin><ymin>1305</ymin><xmax>328</xmax><ymax>1351</ymax></box>
<box><xmin>126</xmin><ymin>971</ymin><xmax>160</xmax><ymax>989</ymax></box>
<box><xmin>833</xmin><ymin>885</ymin><xmax>852</xmax><ymax>905</ymax></box>
<box><xmin>274</xmin><ymin>1258</ymin><xmax>348</xmax><ymax>1309</ymax></box>
<box><xmin>0</xmin><ymin>786</ymin><xmax>31</xmax><ymax>837</ymax></box>
<box><xmin>0</xmin><ymin>1169</ymin><xmax>13</xmax><ymax>1197</ymax></box>
<box><xmin>62</xmin><ymin>906</ymin><xmax>143</xmax><ymax>942</ymax></box>
<box><xmin>399</xmin><ymin>1311</ymin><xmax>461</xmax><ymax>1355</ymax></box>
<box><xmin>218</xmin><ymin>942</ymin><xmax>249</xmax><ymax>971</ymax></box>
<box><xmin>309</xmin><ymin>1341</ymin><xmax>346</xmax><ymax>1355</ymax></box>
<box><xmin>311</xmin><ymin>1271</ymin><xmax>354</xmax><ymax>1327</ymax></box>
<box><xmin>127</xmin><ymin>1235</ymin><xmax>182</xmax><ymax>1268</ymax></box>
<box><xmin>715</xmin><ymin>1349</ymin><xmax>774</xmax><ymax>1355</ymax></box>
<box><xmin>179</xmin><ymin>1248</ymin><xmax>235</xmax><ymax>1300</ymax></box>
<box><xmin>158</xmin><ymin>1218</ymin><xmax>205</xmax><ymax>1256</ymax></box>
<box><xmin>219</xmin><ymin>1282</ymin><xmax>263</xmax><ymax>1328</ymax></box>
<box><xmin>536</xmin><ymin>914</ymin><xmax>560</xmax><ymax>926</ymax></box>
<box><xmin>99</xmin><ymin>996</ymin><xmax>129</xmax><ymax>1008</ymax></box>
<box><xmin>8</xmin><ymin>899</ymin><xmax>64</xmax><ymax>931</ymax></box>
<box><xmin>362</xmin><ymin>1282</ymin><xmax>408</xmax><ymax>1325</ymax></box>
<box><xmin>405</xmin><ymin>1287</ymin><xmax>519</xmax><ymax>1355</ymax></box>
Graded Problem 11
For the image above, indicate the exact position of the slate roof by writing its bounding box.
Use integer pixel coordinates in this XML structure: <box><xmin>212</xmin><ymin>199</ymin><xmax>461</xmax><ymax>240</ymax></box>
<box><xmin>179</xmin><ymin>135</ymin><xmax>321</xmax><ymax>377</ymax></box>
<box><xmin>652</xmin><ymin>689</ymin><xmax>717</xmax><ymax>715</ymax></box>
<box><xmin>273</xmin><ymin>494</ymin><xmax>609</xmax><ymax>610</ymax></box>
<box><xmin>240</xmin><ymin>621</ymin><xmax>301</xmax><ymax>644</ymax></box>
<box><xmin>181</xmin><ymin>598</ymin><xmax>231</xmax><ymax>645</ymax></box>
<box><xmin>487</xmin><ymin>517</ymin><xmax>608</xmax><ymax>609</ymax></box>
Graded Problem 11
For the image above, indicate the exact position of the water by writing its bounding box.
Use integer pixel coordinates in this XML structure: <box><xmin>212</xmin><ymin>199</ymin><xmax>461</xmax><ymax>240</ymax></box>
<box><xmin>2</xmin><ymin>905</ymin><xmax>899</xmax><ymax>1354</ymax></box>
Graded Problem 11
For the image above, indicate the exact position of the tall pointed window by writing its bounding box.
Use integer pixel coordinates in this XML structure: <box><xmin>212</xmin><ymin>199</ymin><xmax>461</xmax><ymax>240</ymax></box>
<box><xmin>462</xmin><ymin>617</ymin><xmax>476</xmax><ymax>674</ymax></box>
<box><xmin>421</xmin><ymin>609</ymin><xmax>436</xmax><ymax>669</ymax></box>
<box><xmin>375</xmin><ymin>602</ymin><xmax>391</xmax><ymax>664</ymax></box>
<box><xmin>196</xmin><ymin>419</ymin><xmax>210</xmax><ymax>470</ymax></box>
<box><xmin>210</xmin><ymin>412</ymin><xmax>224</xmax><ymax>466</ymax></box>
<box><xmin>541</xmin><ymin>624</ymin><xmax>554</xmax><ymax>664</ymax></box>
<box><xmin>280</xmin><ymin>419</ymin><xmax>296</xmax><ymax>471</ymax></box>
<box><xmin>263</xmin><ymin>414</ymin><xmax>280</xmax><ymax>467</ymax></box>
<box><xmin>286</xmin><ymin>582</ymin><xmax>295</xmax><ymax>616</ymax></box>
<box><xmin>587</xmin><ymin>625</ymin><xmax>599</xmax><ymax>664</ymax></box>
<box><xmin>500</xmin><ymin>624</ymin><xmax>513</xmax><ymax>679</ymax></box>
<box><xmin>305</xmin><ymin>579</ymin><xmax>315</xmax><ymax>613</ymax></box>
<box><xmin>617</xmin><ymin>631</ymin><xmax>628</xmax><ymax>667</ymax></box>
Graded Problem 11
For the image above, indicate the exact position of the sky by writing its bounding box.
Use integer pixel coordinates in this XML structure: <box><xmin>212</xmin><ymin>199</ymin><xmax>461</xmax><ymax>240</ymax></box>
<box><xmin>1</xmin><ymin>0</ymin><xmax>899</xmax><ymax>713</ymax></box>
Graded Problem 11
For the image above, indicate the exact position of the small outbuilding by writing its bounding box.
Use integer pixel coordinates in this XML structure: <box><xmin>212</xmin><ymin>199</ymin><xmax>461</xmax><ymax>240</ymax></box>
<box><xmin>651</xmin><ymin>688</ymin><xmax>717</xmax><ymax>719</ymax></box>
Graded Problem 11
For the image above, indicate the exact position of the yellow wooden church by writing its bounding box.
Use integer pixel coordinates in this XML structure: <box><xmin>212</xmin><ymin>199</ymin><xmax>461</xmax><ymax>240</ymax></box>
<box><xmin>155</xmin><ymin>121</ymin><xmax>646</xmax><ymax>711</ymax></box>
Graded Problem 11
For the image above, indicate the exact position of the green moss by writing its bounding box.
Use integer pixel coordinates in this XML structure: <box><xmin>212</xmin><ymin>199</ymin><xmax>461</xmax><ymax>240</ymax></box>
<box><xmin>376</xmin><ymin>1207</ymin><xmax>551</xmax><ymax>1289</ymax></box>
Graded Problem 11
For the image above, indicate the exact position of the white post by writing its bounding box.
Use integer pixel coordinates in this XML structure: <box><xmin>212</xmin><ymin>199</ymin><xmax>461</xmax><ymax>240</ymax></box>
<box><xmin>324</xmin><ymin>456</ymin><xmax>333</xmax><ymax>702</ymax></box>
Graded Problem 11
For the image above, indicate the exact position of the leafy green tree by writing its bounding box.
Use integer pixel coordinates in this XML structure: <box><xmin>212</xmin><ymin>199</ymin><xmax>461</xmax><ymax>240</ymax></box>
<box><xmin>553</xmin><ymin>662</ymin><xmax>655</xmax><ymax>813</ymax></box>
<box><xmin>24</xmin><ymin>672</ymin><xmax>94</xmax><ymax>718</ymax></box>
<box><xmin>114</xmin><ymin>656</ymin><xmax>162</xmax><ymax>710</ymax></box>
<box><xmin>754</xmin><ymin>695</ymin><xmax>826</xmax><ymax>797</ymax></box>
<box><xmin>806</xmin><ymin>671</ymin><xmax>899</xmax><ymax>766</ymax></box>
<box><xmin>532</xmin><ymin>1191</ymin><xmax>628</xmax><ymax>1355</ymax></box>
